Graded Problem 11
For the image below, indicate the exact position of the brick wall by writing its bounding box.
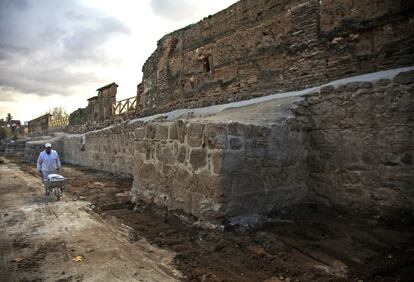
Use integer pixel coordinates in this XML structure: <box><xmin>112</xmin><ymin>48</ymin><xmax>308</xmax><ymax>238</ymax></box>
<box><xmin>68</xmin><ymin>83</ymin><xmax>118</xmax><ymax>127</ymax></box>
<box><xmin>140</xmin><ymin>0</ymin><xmax>414</xmax><ymax>115</ymax></box>
<box><xmin>28</xmin><ymin>114</ymin><xmax>51</xmax><ymax>135</ymax></box>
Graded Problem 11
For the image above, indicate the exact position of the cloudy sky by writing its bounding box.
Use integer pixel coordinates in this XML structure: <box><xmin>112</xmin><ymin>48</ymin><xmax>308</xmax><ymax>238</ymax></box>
<box><xmin>0</xmin><ymin>0</ymin><xmax>237</xmax><ymax>122</ymax></box>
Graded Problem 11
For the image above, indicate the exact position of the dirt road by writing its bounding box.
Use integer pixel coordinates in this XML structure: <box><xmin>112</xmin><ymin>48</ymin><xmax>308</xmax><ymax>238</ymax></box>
<box><xmin>0</xmin><ymin>161</ymin><xmax>181</xmax><ymax>281</ymax></box>
<box><xmin>2</xmin><ymin>157</ymin><xmax>414</xmax><ymax>281</ymax></box>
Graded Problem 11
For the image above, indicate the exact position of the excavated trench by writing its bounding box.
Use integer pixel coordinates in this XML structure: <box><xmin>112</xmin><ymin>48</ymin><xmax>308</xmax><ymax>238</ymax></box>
<box><xmin>10</xmin><ymin>156</ymin><xmax>414</xmax><ymax>282</ymax></box>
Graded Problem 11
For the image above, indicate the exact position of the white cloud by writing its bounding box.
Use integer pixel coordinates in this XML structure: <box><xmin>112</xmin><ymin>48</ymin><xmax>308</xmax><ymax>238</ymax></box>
<box><xmin>0</xmin><ymin>0</ymin><xmax>238</xmax><ymax>122</ymax></box>
<box><xmin>0</xmin><ymin>0</ymin><xmax>129</xmax><ymax>96</ymax></box>
<box><xmin>150</xmin><ymin>0</ymin><xmax>201</xmax><ymax>21</ymax></box>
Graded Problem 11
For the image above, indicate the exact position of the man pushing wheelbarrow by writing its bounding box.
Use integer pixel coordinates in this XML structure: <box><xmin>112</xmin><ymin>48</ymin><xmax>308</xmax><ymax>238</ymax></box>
<box><xmin>37</xmin><ymin>143</ymin><xmax>65</xmax><ymax>200</ymax></box>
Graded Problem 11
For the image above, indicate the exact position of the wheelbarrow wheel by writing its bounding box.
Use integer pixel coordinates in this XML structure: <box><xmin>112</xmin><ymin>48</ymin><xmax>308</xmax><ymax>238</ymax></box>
<box><xmin>54</xmin><ymin>188</ymin><xmax>61</xmax><ymax>201</ymax></box>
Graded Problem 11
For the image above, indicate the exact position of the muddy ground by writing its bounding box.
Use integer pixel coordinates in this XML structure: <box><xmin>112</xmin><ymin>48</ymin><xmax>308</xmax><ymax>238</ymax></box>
<box><xmin>3</xmin><ymin>156</ymin><xmax>414</xmax><ymax>281</ymax></box>
<box><xmin>0</xmin><ymin>157</ymin><xmax>181</xmax><ymax>282</ymax></box>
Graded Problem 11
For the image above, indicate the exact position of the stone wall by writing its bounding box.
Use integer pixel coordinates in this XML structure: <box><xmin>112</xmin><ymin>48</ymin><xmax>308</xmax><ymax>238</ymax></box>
<box><xmin>293</xmin><ymin>70</ymin><xmax>414</xmax><ymax>213</ymax></box>
<box><xmin>4</xmin><ymin>140</ymin><xmax>26</xmax><ymax>157</ymax></box>
<box><xmin>24</xmin><ymin>135</ymin><xmax>65</xmax><ymax>164</ymax></box>
<box><xmin>139</xmin><ymin>0</ymin><xmax>414</xmax><ymax>115</ymax></box>
<box><xmin>30</xmin><ymin>107</ymin><xmax>306</xmax><ymax>226</ymax></box>
<box><xmin>28</xmin><ymin>114</ymin><xmax>51</xmax><ymax>135</ymax></box>
<box><xmin>130</xmin><ymin>119</ymin><xmax>305</xmax><ymax>225</ymax></box>
<box><xmin>24</xmin><ymin>68</ymin><xmax>414</xmax><ymax>226</ymax></box>
<box><xmin>62</xmin><ymin>124</ymin><xmax>137</xmax><ymax>177</ymax></box>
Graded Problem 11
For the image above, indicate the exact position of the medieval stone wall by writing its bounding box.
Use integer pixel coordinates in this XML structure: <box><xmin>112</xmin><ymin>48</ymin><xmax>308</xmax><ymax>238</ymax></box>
<box><xmin>24</xmin><ymin>68</ymin><xmax>414</xmax><ymax>225</ymax></box>
<box><xmin>131</xmin><ymin>119</ymin><xmax>306</xmax><ymax>225</ymax></box>
<box><xmin>140</xmin><ymin>0</ymin><xmax>414</xmax><ymax>115</ymax></box>
<box><xmin>63</xmin><ymin>124</ymin><xmax>137</xmax><ymax>177</ymax></box>
<box><xmin>294</xmin><ymin>69</ymin><xmax>414</xmax><ymax>213</ymax></box>
<box><xmin>58</xmin><ymin>116</ymin><xmax>306</xmax><ymax>225</ymax></box>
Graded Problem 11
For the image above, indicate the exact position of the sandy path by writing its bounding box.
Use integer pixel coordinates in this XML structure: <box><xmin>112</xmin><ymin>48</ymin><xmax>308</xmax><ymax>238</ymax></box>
<box><xmin>0</xmin><ymin>162</ymin><xmax>181</xmax><ymax>282</ymax></box>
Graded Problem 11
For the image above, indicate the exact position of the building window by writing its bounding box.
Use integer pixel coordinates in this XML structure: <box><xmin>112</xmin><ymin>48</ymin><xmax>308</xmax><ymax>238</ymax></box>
<box><xmin>202</xmin><ymin>57</ymin><xmax>211</xmax><ymax>73</ymax></box>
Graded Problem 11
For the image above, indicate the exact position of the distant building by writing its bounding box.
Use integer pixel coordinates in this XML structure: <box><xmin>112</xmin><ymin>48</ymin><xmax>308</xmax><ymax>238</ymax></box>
<box><xmin>0</xmin><ymin>118</ymin><xmax>24</xmax><ymax>137</ymax></box>
<box><xmin>0</xmin><ymin>118</ymin><xmax>21</xmax><ymax>127</ymax></box>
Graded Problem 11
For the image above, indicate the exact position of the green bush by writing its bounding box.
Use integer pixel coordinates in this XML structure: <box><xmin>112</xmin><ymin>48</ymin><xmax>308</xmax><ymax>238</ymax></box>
<box><xmin>0</xmin><ymin>126</ymin><xmax>10</xmax><ymax>141</ymax></box>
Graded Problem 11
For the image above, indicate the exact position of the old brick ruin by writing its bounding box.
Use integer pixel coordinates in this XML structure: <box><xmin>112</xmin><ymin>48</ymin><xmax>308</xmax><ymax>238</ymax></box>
<box><xmin>139</xmin><ymin>0</ymin><xmax>414</xmax><ymax>116</ymax></box>
<box><xmin>25</xmin><ymin>0</ymin><xmax>414</xmax><ymax>226</ymax></box>
<box><xmin>30</xmin><ymin>0</ymin><xmax>414</xmax><ymax>135</ymax></box>
<box><xmin>27</xmin><ymin>114</ymin><xmax>52</xmax><ymax>135</ymax></box>
<box><xmin>71</xmin><ymin>83</ymin><xmax>117</xmax><ymax>123</ymax></box>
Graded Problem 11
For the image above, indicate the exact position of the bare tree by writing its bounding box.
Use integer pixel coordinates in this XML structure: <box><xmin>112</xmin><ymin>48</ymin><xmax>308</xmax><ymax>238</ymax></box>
<box><xmin>47</xmin><ymin>107</ymin><xmax>69</xmax><ymax>119</ymax></box>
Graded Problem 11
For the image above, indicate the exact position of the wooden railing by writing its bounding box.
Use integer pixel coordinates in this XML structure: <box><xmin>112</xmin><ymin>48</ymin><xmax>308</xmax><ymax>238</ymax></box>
<box><xmin>49</xmin><ymin>116</ymin><xmax>69</xmax><ymax>129</ymax></box>
<box><xmin>112</xmin><ymin>96</ymin><xmax>137</xmax><ymax>116</ymax></box>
